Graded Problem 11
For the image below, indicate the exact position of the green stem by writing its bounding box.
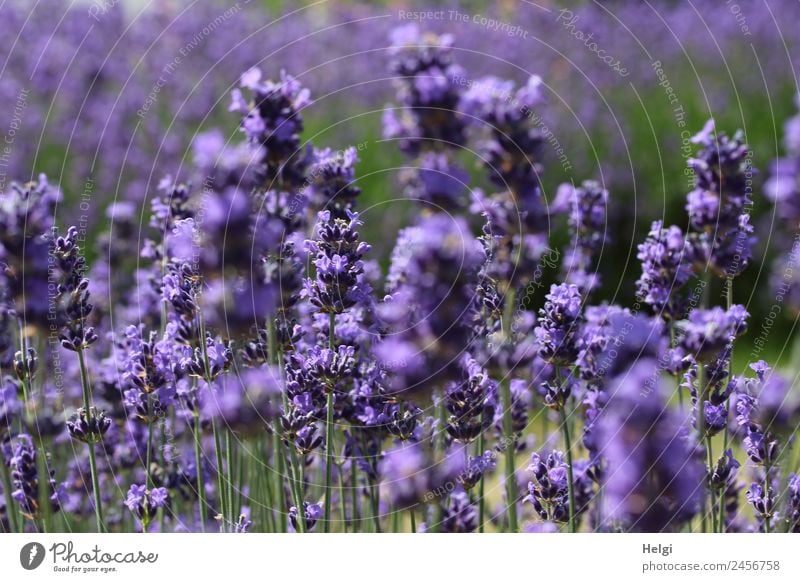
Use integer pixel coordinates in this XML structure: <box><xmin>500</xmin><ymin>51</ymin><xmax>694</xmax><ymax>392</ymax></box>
<box><xmin>287</xmin><ymin>447</ymin><xmax>306</xmax><ymax>533</ymax></box>
<box><xmin>499</xmin><ymin>288</ymin><xmax>518</xmax><ymax>532</ymax></box>
<box><xmin>764</xmin><ymin>460</ymin><xmax>772</xmax><ymax>534</ymax></box>
<box><xmin>477</xmin><ymin>432</ymin><xmax>485</xmax><ymax>533</ymax></box>
<box><xmin>722</xmin><ymin>277</ymin><xmax>733</xmax><ymax>454</ymax></box>
<box><xmin>324</xmin><ymin>312</ymin><xmax>336</xmax><ymax>532</ymax></box>
<box><xmin>324</xmin><ymin>391</ymin><xmax>335</xmax><ymax>532</ymax></box>
<box><xmin>226</xmin><ymin>430</ymin><xmax>236</xmax><ymax>524</ymax></box>
<box><xmin>266</xmin><ymin>317</ymin><xmax>288</xmax><ymax>533</ymax></box>
<box><xmin>273</xmin><ymin>431</ymin><xmax>287</xmax><ymax>532</ymax></box>
<box><xmin>350</xmin><ymin>458</ymin><xmax>359</xmax><ymax>533</ymax></box>
<box><xmin>696</xmin><ymin>359</ymin><xmax>709</xmax><ymax>533</ymax></box>
<box><xmin>560</xmin><ymin>406</ymin><xmax>577</xmax><ymax>533</ymax></box>
<box><xmin>145</xmin><ymin>412</ymin><xmax>153</xmax><ymax>489</ymax></box>
<box><xmin>499</xmin><ymin>379</ymin><xmax>518</xmax><ymax>532</ymax></box>
<box><xmin>0</xmin><ymin>460</ymin><xmax>19</xmax><ymax>533</ymax></box>
<box><xmin>211</xmin><ymin>419</ymin><xmax>228</xmax><ymax>532</ymax></box>
<box><xmin>77</xmin><ymin>349</ymin><xmax>104</xmax><ymax>532</ymax></box>
<box><xmin>36</xmin><ymin>440</ymin><xmax>52</xmax><ymax>533</ymax></box>
<box><xmin>371</xmin><ymin>481</ymin><xmax>381</xmax><ymax>533</ymax></box>
<box><xmin>337</xmin><ymin>458</ymin><xmax>348</xmax><ymax>532</ymax></box>
<box><xmin>410</xmin><ymin>508</ymin><xmax>416</xmax><ymax>533</ymax></box>
<box><xmin>198</xmin><ymin>311</ymin><xmax>232</xmax><ymax>532</ymax></box>
<box><xmin>192</xmin><ymin>410</ymin><xmax>207</xmax><ymax>531</ymax></box>
<box><xmin>86</xmin><ymin>444</ymin><xmax>104</xmax><ymax>532</ymax></box>
<box><xmin>706</xmin><ymin>436</ymin><xmax>716</xmax><ymax>533</ymax></box>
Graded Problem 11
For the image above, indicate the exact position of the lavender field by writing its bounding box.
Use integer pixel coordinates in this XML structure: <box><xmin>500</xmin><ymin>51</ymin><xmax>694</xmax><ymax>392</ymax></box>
<box><xmin>1</xmin><ymin>0</ymin><xmax>800</xmax><ymax>535</ymax></box>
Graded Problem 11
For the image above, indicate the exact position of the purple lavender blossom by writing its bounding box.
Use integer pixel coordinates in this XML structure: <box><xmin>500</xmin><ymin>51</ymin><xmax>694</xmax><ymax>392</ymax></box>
<box><xmin>229</xmin><ymin>68</ymin><xmax>312</xmax><ymax>188</ymax></box>
<box><xmin>124</xmin><ymin>483</ymin><xmax>169</xmax><ymax>523</ymax></box>
<box><xmin>444</xmin><ymin>357</ymin><xmax>497</xmax><ymax>443</ymax></box>
<box><xmin>50</xmin><ymin>227</ymin><xmax>99</xmax><ymax>352</ymax></box>
<box><xmin>686</xmin><ymin>120</ymin><xmax>755</xmax><ymax>278</ymax></box>
<box><xmin>746</xmin><ymin>483</ymin><xmax>775</xmax><ymax>525</ymax></box>
<box><xmin>636</xmin><ymin>221</ymin><xmax>695</xmax><ymax>319</ymax></box>
<box><xmin>403</xmin><ymin>152</ymin><xmax>469</xmax><ymax>211</ymax></box>
<box><xmin>440</xmin><ymin>490</ymin><xmax>477</xmax><ymax>533</ymax></box>
<box><xmin>9</xmin><ymin>434</ymin><xmax>64</xmax><ymax>520</ymax></box>
<box><xmin>597</xmin><ymin>358</ymin><xmax>704</xmax><ymax>532</ymax></box>
<box><xmin>303</xmin><ymin>210</ymin><xmax>371</xmax><ymax>314</ymax></box>
<box><xmin>289</xmin><ymin>501</ymin><xmax>322</xmax><ymax>532</ymax></box>
<box><xmin>384</xmin><ymin>25</ymin><xmax>466</xmax><ymax>156</ymax></box>
<box><xmin>557</xmin><ymin>181</ymin><xmax>609</xmax><ymax>294</ymax></box>
<box><xmin>308</xmin><ymin>147</ymin><xmax>361</xmax><ymax>218</ymax></box>
<box><xmin>66</xmin><ymin>408</ymin><xmax>111</xmax><ymax>445</ymax></box>
<box><xmin>460</xmin><ymin>75</ymin><xmax>545</xmax><ymax>203</ymax></box>
<box><xmin>787</xmin><ymin>474</ymin><xmax>800</xmax><ymax>532</ymax></box>
<box><xmin>676</xmin><ymin>305</ymin><xmax>748</xmax><ymax>363</ymax></box>
<box><xmin>376</xmin><ymin>214</ymin><xmax>483</xmax><ymax>399</ymax></box>
<box><xmin>534</xmin><ymin>283</ymin><xmax>583</xmax><ymax>366</ymax></box>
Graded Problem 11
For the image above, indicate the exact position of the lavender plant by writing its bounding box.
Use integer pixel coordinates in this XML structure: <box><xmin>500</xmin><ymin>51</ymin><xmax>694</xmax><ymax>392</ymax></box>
<box><xmin>0</xmin><ymin>12</ymin><xmax>798</xmax><ymax>538</ymax></box>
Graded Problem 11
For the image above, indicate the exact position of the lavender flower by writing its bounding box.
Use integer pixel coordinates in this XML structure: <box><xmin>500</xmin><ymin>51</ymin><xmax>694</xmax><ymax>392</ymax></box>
<box><xmin>526</xmin><ymin>451</ymin><xmax>570</xmax><ymax>523</ymax></box>
<box><xmin>556</xmin><ymin>181</ymin><xmax>609</xmax><ymax>294</ymax></box>
<box><xmin>403</xmin><ymin>152</ymin><xmax>469</xmax><ymax>211</ymax></box>
<box><xmin>376</xmin><ymin>214</ymin><xmax>483</xmax><ymax>398</ymax></box>
<box><xmin>303</xmin><ymin>210</ymin><xmax>371</xmax><ymax>314</ymax></box>
<box><xmin>787</xmin><ymin>474</ymin><xmax>800</xmax><ymax>532</ymax></box>
<box><xmin>534</xmin><ymin>283</ymin><xmax>583</xmax><ymax>366</ymax></box>
<box><xmin>200</xmin><ymin>367</ymin><xmax>281</xmax><ymax>437</ymax></box>
<box><xmin>460</xmin><ymin>75</ymin><xmax>545</xmax><ymax>202</ymax></box>
<box><xmin>676</xmin><ymin>305</ymin><xmax>749</xmax><ymax>363</ymax></box>
<box><xmin>289</xmin><ymin>501</ymin><xmax>322</xmax><ymax>532</ymax></box>
<box><xmin>120</xmin><ymin>325</ymin><xmax>179</xmax><ymax>424</ymax></box>
<box><xmin>66</xmin><ymin>408</ymin><xmax>111</xmax><ymax>444</ymax></box>
<box><xmin>440</xmin><ymin>491</ymin><xmax>477</xmax><ymax>533</ymax></box>
<box><xmin>636</xmin><ymin>221</ymin><xmax>695</xmax><ymax>319</ymax></box>
<box><xmin>597</xmin><ymin>354</ymin><xmax>704</xmax><ymax>531</ymax></box>
<box><xmin>124</xmin><ymin>484</ymin><xmax>169</xmax><ymax>523</ymax></box>
<box><xmin>50</xmin><ymin>227</ymin><xmax>98</xmax><ymax>352</ymax></box>
<box><xmin>384</xmin><ymin>25</ymin><xmax>466</xmax><ymax>156</ymax></box>
<box><xmin>708</xmin><ymin>449</ymin><xmax>740</xmax><ymax>493</ymax></box>
<box><xmin>308</xmin><ymin>147</ymin><xmax>361</xmax><ymax>218</ymax></box>
<box><xmin>686</xmin><ymin>120</ymin><xmax>755</xmax><ymax>277</ymax></box>
<box><xmin>229</xmin><ymin>68</ymin><xmax>312</xmax><ymax>188</ymax></box>
<box><xmin>461</xmin><ymin>451</ymin><xmax>497</xmax><ymax>491</ymax></box>
<box><xmin>746</xmin><ymin>483</ymin><xmax>775</xmax><ymax>525</ymax></box>
<box><xmin>9</xmin><ymin>435</ymin><xmax>63</xmax><ymax>520</ymax></box>
<box><xmin>444</xmin><ymin>357</ymin><xmax>497</xmax><ymax>443</ymax></box>
<box><xmin>0</xmin><ymin>175</ymin><xmax>61</xmax><ymax>326</ymax></box>
<box><xmin>0</xmin><ymin>379</ymin><xmax>21</xmax><ymax>434</ymax></box>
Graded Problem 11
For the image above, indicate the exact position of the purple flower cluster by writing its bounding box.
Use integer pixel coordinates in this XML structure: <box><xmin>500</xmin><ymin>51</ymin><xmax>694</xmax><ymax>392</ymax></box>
<box><xmin>686</xmin><ymin>120</ymin><xmax>755</xmax><ymax>278</ymax></box>
<box><xmin>0</xmin><ymin>15</ymin><xmax>798</xmax><ymax>538</ymax></box>
<box><xmin>636</xmin><ymin>221</ymin><xmax>695</xmax><ymax>319</ymax></box>
<box><xmin>557</xmin><ymin>181</ymin><xmax>609</xmax><ymax>294</ymax></box>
